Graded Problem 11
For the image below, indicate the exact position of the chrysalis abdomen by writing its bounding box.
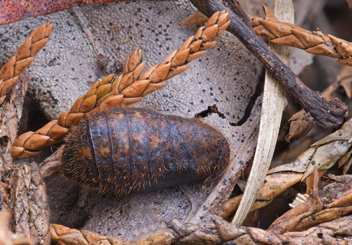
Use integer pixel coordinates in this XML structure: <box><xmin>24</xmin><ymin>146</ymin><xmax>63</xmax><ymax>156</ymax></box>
<box><xmin>61</xmin><ymin>108</ymin><xmax>229</xmax><ymax>196</ymax></box>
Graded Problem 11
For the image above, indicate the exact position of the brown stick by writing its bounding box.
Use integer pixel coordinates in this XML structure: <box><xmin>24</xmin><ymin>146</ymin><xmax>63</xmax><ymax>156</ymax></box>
<box><xmin>190</xmin><ymin>0</ymin><xmax>347</xmax><ymax>132</ymax></box>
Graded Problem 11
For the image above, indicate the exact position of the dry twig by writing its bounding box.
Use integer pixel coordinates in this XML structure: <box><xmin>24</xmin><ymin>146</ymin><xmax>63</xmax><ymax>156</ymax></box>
<box><xmin>191</xmin><ymin>0</ymin><xmax>347</xmax><ymax>131</ymax></box>
<box><xmin>181</xmin><ymin>7</ymin><xmax>352</xmax><ymax>142</ymax></box>
<box><xmin>11</xmin><ymin>11</ymin><xmax>230</xmax><ymax>160</ymax></box>
<box><xmin>282</xmin><ymin>65</ymin><xmax>352</xmax><ymax>142</ymax></box>
<box><xmin>0</xmin><ymin>23</ymin><xmax>52</xmax><ymax>105</ymax></box>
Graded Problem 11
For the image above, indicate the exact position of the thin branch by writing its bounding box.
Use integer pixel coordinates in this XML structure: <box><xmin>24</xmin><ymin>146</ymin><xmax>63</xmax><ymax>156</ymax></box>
<box><xmin>190</xmin><ymin>0</ymin><xmax>347</xmax><ymax>132</ymax></box>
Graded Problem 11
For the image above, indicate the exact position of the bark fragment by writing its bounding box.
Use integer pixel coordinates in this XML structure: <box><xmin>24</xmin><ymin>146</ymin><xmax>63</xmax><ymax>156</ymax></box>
<box><xmin>0</xmin><ymin>0</ymin><xmax>171</xmax><ymax>26</ymax></box>
<box><xmin>8</xmin><ymin>162</ymin><xmax>50</xmax><ymax>245</ymax></box>
<box><xmin>0</xmin><ymin>72</ymin><xmax>49</xmax><ymax>244</ymax></box>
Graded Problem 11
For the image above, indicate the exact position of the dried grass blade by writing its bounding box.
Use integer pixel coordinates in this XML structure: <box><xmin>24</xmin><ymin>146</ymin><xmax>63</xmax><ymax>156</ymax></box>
<box><xmin>232</xmin><ymin>0</ymin><xmax>294</xmax><ymax>225</ymax></box>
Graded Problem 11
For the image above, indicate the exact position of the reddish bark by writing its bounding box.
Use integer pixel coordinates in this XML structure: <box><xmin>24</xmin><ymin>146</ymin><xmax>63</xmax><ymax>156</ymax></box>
<box><xmin>0</xmin><ymin>0</ymin><xmax>169</xmax><ymax>25</ymax></box>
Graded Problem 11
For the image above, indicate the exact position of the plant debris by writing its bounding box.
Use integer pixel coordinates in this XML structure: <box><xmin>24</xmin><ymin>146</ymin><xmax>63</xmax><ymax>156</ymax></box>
<box><xmin>250</xmin><ymin>5</ymin><xmax>352</xmax><ymax>66</ymax></box>
<box><xmin>0</xmin><ymin>23</ymin><xmax>52</xmax><ymax>105</ymax></box>
<box><xmin>191</xmin><ymin>0</ymin><xmax>348</xmax><ymax>132</ymax></box>
<box><xmin>0</xmin><ymin>71</ymin><xmax>50</xmax><ymax>244</ymax></box>
<box><xmin>0</xmin><ymin>210</ymin><xmax>32</xmax><ymax>245</ymax></box>
<box><xmin>232</xmin><ymin>0</ymin><xmax>294</xmax><ymax>226</ymax></box>
<box><xmin>281</xmin><ymin>65</ymin><xmax>352</xmax><ymax>142</ymax></box>
<box><xmin>220</xmin><ymin>118</ymin><xmax>352</xmax><ymax>220</ymax></box>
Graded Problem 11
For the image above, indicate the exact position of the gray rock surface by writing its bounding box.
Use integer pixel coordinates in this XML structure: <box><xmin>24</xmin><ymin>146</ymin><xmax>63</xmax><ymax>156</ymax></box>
<box><xmin>0</xmin><ymin>0</ymin><xmax>262</xmax><ymax>121</ymax></box>
<box><xmin>0</xmin><ymin>0</ymin><xmax>278</xmax><ymax>241</ymax></box>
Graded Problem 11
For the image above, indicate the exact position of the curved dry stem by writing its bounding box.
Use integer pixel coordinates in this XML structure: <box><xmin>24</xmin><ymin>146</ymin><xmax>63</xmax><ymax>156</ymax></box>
<box><xmin>232</xmin><ymin>0</ymin><xmax>294</xmax><ymax>226</ymax></box>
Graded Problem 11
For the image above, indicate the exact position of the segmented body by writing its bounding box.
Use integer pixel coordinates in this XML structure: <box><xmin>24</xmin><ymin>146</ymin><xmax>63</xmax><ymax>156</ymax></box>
<box><xmin>61</xmin><ymin>108</ymin><xmax>229</xmax><ymax>196</ymax></box>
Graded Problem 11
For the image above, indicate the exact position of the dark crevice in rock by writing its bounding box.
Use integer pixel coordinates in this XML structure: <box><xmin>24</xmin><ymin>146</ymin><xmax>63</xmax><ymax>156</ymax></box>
<box><xmin>17</xmin><ymin>94</ymin><xmax>50</xmax><ymax>136</ymax></box>
<box><xmin>194</xmin><ymin>104</ymin><xmax>226</xmax><ymax>119</ymax></box>
<box><xmin>232</xmin><ymin>69</ymin><xmax>265</xmax><ymax>126</ymax></box>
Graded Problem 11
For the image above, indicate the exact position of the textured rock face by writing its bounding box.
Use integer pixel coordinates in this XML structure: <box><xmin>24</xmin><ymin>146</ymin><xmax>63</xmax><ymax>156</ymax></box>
<box><xmin>0</xmin><ymin>0</ymin><xmax>268</xmax><ymax>241</ymax></box>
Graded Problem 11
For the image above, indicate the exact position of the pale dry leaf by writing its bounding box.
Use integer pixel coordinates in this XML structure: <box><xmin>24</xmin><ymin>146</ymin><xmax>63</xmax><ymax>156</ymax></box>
<box><xmin>220</xmin><ymin>118</ymin><xmax>352</xmax><ymax>219</ymax></box>
<box><xmin>271</xmin><ymin>119</ymin><xmax>352</xmax><ymax>179</ymax></box>
<box><xmin>0</xmin><ymin>210</ymin><xmax>33</xmax><ymax>245</ymax></box>
<box><xmin>269</xmin><ymin>171</ymin><xmax>352</xmax><ymax>232</ymax></box>
<box><xmin>233</xmin><ymin>0</ymin><xmax>294</xmax><ymax>226</ymax></box>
